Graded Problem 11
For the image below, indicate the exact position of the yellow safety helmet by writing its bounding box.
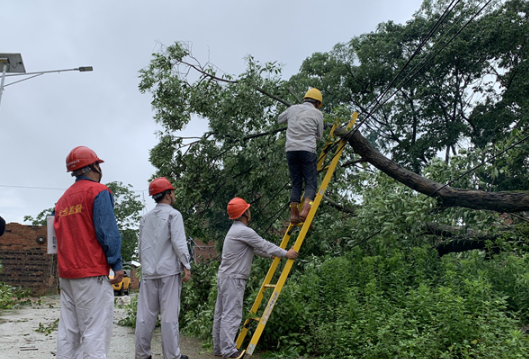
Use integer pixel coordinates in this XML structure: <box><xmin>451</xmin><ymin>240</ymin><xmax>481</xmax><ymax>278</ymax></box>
<box><xmin>303</xmin><ymin>88</ymin><xmax>323</xmax><ymax>108</ymax></box>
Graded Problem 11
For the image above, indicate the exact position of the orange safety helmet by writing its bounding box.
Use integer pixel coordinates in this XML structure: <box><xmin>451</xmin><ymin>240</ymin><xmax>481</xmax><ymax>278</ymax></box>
<box><xmin>227</xmin><ymin>197</ymin><xmax>251</xmax><ymax>219</ymax></box>
<box><xmin>149</xmin><ymin>177</ymin><xmax>176</xmax><ymax>197</ymax></box>
<box><xmin>66</xmin><ymin>146</ymin><xmax>104</xmax><ymax>173</ymax></box>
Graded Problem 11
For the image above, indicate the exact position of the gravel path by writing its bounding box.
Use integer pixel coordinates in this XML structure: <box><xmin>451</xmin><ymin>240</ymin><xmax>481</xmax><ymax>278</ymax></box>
<box><xmin>0</xmin><ymin>294</ymin><xmax>260</xmax><ymax>359</ymax></box>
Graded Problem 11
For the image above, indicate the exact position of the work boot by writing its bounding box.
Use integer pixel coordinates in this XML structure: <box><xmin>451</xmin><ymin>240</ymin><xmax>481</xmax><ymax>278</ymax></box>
<box><xmin>225</xmin><ymin>349</ymin><xmax>245</xmax><ymax>359</ymax></box>
<box><xmin>290</xmin><ymin>202</ymin><xmax>300</xmax><ymax>224</ymax></box>
<box><xmin>299</xmin><ymin>199</ymin><xmax>313</xmax><ymax>222</ymax></box>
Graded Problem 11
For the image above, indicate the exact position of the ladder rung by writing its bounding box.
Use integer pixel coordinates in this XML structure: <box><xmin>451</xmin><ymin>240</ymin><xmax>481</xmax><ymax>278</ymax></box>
<box><xmin>263</xmin><ymin>284</ymin><xmax>276</xmax><ymax>289</ymax></box>
<box><xmin>243</xmin><ymin>318</ymin><xmax>261</xmax><ymax>329</ymax></box>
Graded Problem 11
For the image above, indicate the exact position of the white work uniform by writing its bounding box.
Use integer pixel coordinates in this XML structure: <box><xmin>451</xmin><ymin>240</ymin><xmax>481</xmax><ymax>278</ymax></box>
<box><xmin>278</xmin><ymin>102</ymin><xmax>324</xmax><ymax>153</ymax></box>
<box><xmin>57</xmin><ymin>276</ymin><xmax>114</xmax><ymax>359</ymax></box>
<box><xmin>135</xmin><ymin>203</ymin><xmax>190</xmax><ymax>359</ymax></box>
<box><xmin>213</xmin><ymin>221</ymin><xmax>287</xmax><ymax>358</ymax></box>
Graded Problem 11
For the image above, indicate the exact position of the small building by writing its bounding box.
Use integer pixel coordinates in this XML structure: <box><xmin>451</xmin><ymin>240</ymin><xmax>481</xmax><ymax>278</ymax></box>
<box><xmin>0</xmin><ymin>223</ymin><xmax>216</xmax><ymax>296</ymax></box>
<box><xmin>0</xmin><ymin>223</ymin><xmax>59</xmax><ymax>296</ymax></box>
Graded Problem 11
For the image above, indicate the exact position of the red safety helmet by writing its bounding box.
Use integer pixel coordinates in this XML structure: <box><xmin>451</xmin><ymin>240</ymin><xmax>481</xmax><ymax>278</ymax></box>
<box><xmin>227</xmin><ymin>197</ymin><xmax>251</xmax><ymax>219</ymax></box>
<box><xmin>149</xmin><ymin>177</ymin><xmax>176</xmax><ymax>196</ymax></box>
<box><xmin>66</xmin><ymin>146</ymin><xmax>104</xmax><ymax>172</ymax></box>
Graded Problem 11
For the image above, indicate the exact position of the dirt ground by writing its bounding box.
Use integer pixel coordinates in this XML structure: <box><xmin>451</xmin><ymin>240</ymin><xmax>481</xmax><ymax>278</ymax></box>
<box><xmin>0</xmin><ymin>294</ymin><xmax>260</xmax><ymax>359</ymax></box>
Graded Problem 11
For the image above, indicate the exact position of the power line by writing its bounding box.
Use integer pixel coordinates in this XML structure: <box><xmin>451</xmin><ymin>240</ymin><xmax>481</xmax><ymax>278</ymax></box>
<box><xmin>362</xmin><ymin>0</ymin><xmax>462</xmax><ymax>121</ymax></box>
<box><xmin>320</xmin><ymin>0</ymin><xmax>494</xmax><ymax>177</ymax></box>
<box><xmin>320</xmin><ymin>0</ymin><xmax>498</xmax><ymax>248</ymax></box>
<box><xmin>0</xmin><ymin>183</ymin><xmax>148</xmax><ymax>193</ymax></box>
<box><xmin>0</xmin><ymin>184</ymin><xmax>66</xmax><ymax>191</ymax></box>
<box><xmin>316</xmin><ymin>1</ymin><xmax>466</xmax><ymax>170</ymax></box>
<box><xmin>364</xmin><ymin>0</ymin><xmax>495</xmax><ymax>131</ymax></box>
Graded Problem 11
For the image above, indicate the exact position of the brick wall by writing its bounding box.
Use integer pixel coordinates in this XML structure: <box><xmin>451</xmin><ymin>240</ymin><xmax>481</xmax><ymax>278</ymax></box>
<box><xmin>193</xmin><ymin>239</ymin><xmax>218</xmax><ymax>263</ymax></box>
<box><xmin>128</xmin><ymin>268</ymin><xmax>140</xmax><ymax>290</ymax></box>
<box><xmin>0</xmin><ymin>223</ymin><xmax>59</xmax><ymax>296</ymax></box>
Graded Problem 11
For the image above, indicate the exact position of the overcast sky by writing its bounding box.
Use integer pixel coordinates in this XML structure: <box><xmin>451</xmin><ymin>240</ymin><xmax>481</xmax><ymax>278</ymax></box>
<box><xmin>0</xmin><ymin>0</ymin><xmax>424</xmax><ymax>224</ymax></box>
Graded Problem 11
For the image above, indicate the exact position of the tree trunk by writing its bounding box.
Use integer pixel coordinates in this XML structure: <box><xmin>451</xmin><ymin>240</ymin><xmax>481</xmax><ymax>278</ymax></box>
<box><xmin>334</xmin><ymin>127</ymin><xmax>529</xmax><ymax>213</ymax></box>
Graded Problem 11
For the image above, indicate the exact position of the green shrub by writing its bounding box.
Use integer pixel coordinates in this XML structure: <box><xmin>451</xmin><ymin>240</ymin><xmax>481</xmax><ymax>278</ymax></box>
<box><xmin>180</xmin><ymin>259</ymin><xmax>219</xmax><ymax>340</ymax></box>
<box><xmin>251</xmin><ymin>247</ymin><xmax>529</xmax><ymax>357</ymax></box>
<box><xmin>118</xmin><ymin>294</ymin><xmax>139</xmax><ymax>327</ymax></box>
<box><xmin>119</xmin><ymin>247</ymin><xmax>529</xmax><ymax>358</ymax></box>
<box><xmin>0</xmin><ymin>282</ymin><xmax>31</xmax><ymax>310</ymax></box>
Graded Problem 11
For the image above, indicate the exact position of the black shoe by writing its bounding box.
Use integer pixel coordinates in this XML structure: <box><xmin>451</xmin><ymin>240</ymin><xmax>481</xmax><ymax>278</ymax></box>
<box><xmin>225</xmin><ymin>350</ymin><xmax>245</xmax><ymax>359</ymax></box>
<box><xmin>180</xmin><ymin>356</ymin><xmax>189</xmax><ymax>359</ymax></box>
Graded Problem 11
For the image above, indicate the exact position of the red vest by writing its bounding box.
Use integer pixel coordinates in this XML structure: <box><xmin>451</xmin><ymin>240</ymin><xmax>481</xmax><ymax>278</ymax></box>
<box><xmin>54</xmin><ymin>180</ymin><xmax>112</xmax><ymax>279</ymax></box>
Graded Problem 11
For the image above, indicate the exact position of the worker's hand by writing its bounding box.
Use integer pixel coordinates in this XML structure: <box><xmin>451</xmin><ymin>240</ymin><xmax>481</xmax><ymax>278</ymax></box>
<box><xmin>182</xmin><ymin>267</ymin><xmax>191</xmax><ymax>283</ymax></box>
<box><xmin>285</xmin><ymin>246</ymin><xmax>298</xmax><ymax>259</ymax></box>
<box><xmin>110</xmin><ymin>270</ymin><xmax>124</xmax><ymax>284</ymax></box>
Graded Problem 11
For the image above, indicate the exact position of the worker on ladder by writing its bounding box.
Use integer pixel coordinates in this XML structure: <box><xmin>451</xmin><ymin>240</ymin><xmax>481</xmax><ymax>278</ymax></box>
<box><xmin>278</xmin><ymin>88</ymin><xmax>324</xmax><ymax>224</ymax></box>
<box><xmin>213</xmin><ymin>197</ymin><xmax>298</xmax><ymax>359</ymax></box>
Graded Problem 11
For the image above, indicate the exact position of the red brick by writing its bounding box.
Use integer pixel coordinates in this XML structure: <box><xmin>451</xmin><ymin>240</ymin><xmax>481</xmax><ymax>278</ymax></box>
<box><xmin>192</xmin><ymin>239</ymin><xmax>218</xmax><ymax>263</ymax></box>
<box><xmin>0</xmin><ymin>223</ymin><xmax>59</xmax><ymax>296</ymax></box>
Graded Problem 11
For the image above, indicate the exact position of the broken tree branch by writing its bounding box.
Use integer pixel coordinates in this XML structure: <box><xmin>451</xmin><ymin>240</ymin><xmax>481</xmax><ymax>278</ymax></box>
<box><xmin>334</xmin><ymin>127</ymin><xmax>529</xmax><ymax>213</ymax></box>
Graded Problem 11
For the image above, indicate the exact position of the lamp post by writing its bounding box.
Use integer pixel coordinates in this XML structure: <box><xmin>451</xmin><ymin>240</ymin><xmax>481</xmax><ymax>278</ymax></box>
<box><xmin>0</xmin><ymin>53</ymin><xmax>93</xmax><ymax>110</ymax></box>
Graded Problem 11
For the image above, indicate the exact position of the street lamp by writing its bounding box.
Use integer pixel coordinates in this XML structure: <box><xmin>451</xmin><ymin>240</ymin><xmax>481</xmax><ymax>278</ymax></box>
<box><xmin>0</xmin><ymin>53</ymin><xmax>93</xmax><ymax>110</ymax></box>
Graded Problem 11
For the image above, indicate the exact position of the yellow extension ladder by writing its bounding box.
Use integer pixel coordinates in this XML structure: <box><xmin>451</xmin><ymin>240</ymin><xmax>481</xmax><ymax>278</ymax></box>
<box><xmin>235</xmin><ymin>112</ymin><xmax>358</xmax><ymax>356</ymax></box>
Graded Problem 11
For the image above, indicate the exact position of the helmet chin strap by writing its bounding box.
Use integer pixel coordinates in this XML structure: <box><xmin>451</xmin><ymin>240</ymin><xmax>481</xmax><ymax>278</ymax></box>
<box><xmin>90</xmin><ymin>164</ymin><xmax>102</xmax><ymax>183</ymax></box>
<box><xmin>72</xmin><ymin>163</ymin><xmax>102</xmax><ymax>182</ymax></box>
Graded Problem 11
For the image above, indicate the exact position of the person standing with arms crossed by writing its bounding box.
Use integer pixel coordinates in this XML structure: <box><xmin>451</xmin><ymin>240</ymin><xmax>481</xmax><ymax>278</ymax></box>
<box><xmin>135</xmin><ymin>177</ymin><xmax>191</xmax><ymax>359</ymax></box>
<box><xmin>213</xmin><ymin>197</ymin><xmax>298</xmax><ymax>359</ymax></box>
<box><xmin>278</xmin><ymin>88</ymin><xmax>324</xmax><ymax>224</ymax></box>
<box><xmin>54</xmin><ymin>146</ymin><xmax>123</xmax><ymax>359</ymax></box>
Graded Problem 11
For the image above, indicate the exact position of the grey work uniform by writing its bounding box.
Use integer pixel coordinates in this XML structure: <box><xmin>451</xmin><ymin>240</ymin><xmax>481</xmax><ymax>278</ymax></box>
<box><xmin>135</xmin><ymin>203</ymin><xmax>190</xmax><ymax>359</ymax></box>
<box><xmin>213</xmin><ymin>221</ymin><xmax>287</xmax><ymax>358</ymax></box>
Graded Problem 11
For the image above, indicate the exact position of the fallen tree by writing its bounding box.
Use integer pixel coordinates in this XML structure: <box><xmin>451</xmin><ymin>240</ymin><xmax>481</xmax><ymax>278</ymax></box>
<box><xmin>334</xmin><ymin>127</ymin><xmax>529</xmax><ymax>213</ymax></box>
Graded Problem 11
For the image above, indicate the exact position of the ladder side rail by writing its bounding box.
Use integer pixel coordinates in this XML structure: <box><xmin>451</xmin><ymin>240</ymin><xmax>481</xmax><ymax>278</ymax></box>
<box><xmin>236</xmin><ymin>223</ymin><xmax>297</xmax><ymax>347</ymax></box>
<box><xmin>236</xmin><ymin>254</ymin><xmax>281</xmax><ymax>347</ymax></box>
